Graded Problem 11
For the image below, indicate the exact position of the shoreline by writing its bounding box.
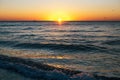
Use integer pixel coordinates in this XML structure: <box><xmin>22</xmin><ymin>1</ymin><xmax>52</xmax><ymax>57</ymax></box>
<box><xmin>0</xmin><ymin>54</ymin><xmax>119</xmax><ymax>80</ymax></box>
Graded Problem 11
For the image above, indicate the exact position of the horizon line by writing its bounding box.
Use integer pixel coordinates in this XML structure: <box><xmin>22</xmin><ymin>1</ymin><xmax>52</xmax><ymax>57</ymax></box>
<box><xmin>0</xmin><ymin>20</ymin><xmax>120</xmax><ymax>22</ymax></box>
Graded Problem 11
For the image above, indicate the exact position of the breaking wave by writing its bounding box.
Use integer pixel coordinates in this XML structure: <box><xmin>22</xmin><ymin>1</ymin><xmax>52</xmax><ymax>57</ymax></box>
<box><xmin>0</xmin><ymin>55</ymin><xmax>119</xmax><ymax>80</ymax></box>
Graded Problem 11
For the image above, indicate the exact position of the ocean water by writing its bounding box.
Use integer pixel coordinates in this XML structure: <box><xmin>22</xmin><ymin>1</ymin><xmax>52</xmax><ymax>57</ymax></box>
<box><xmin>0</xmin><ymin>21</ymin><xmax>120</xmax><ymax>79</ymax></box>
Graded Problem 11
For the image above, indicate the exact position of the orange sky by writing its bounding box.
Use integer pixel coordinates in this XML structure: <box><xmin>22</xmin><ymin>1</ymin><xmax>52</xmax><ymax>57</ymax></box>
<box><xmin>0</xmin><ymin>0</ymin><xmax>120</xmax><ymax>21</ymax></box>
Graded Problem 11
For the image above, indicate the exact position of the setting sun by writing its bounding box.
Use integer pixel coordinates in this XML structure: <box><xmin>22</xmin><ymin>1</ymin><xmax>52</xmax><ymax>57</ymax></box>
<box><xmin>47</xmin><ymin>11</ymin><xmax>73</xmax><ymax>21</ymax></box>
<box><xmin>57</xmin><ymin>18</ymin><xmax>62</xmax><ymax>25</ymax></box>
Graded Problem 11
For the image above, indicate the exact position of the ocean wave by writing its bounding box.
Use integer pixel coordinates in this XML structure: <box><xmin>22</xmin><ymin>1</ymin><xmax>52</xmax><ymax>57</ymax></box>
<box><xmin>0</xmin><ymin>23</ymin><xmax>42</xmax><ymax>27</ymax></box>
<box><xmin>103</xmin><ymin>40</ymin><xmax>120</xmax><ymax>45</ymax></box>
<box><xmin>0</xmin><ymin>54</ymin><xmax>119</xmax><ymax>80</ymax></box>
<box><xmin>22</xmin><ymin>27</ymin><xmax>35</xmax><ymax>30</ymax></box>
<box><xmin>0</xmin><ymin>31</ymin><xmax>19</xmax><ymax>34</ymax></box>
<box><xmin>13</xmin><ymin>43</ymin><xmax>109</xmax><ymax>52</ymax></box>
<box><xmin>0</xmin><ymin>40</ymin><xmax>116</xmax><ymax>53</ymax></box>
<box><xmin>43</xmin><ymin>30</ymin><xmax>105</xmax><ymax>33</ymax></box>
<box><xmin>0</xmin><ymin>41</ymin><xmax>18</xmax><ymax>47</ymax></box>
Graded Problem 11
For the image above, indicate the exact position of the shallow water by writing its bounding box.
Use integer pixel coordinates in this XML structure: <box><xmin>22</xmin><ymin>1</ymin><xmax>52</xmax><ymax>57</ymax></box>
<box><xmin>0</xmin><ymin>21</ymin><xmax>120</xmax><ymax>78</ymax></box>
<box><xmin>0</xmin><ymin>69</ymin><xmax>33</xmax><ymax>80</ymax></box>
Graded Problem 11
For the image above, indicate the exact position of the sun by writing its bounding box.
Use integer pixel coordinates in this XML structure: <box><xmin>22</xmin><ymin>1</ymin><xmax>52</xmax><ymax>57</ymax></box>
<box><xmin>58</xmin><ymin>18</ymin><xmax>62</xmax><ymax>22</ymax></box>
<box><xmin>48</xmin><ymin>11</ymin><xmax>73</xmax><ymax>22</ymax></box>
<box><xmin>58</xmin><ymin>18</ymin><xmax>62</xmax><ymax>25</ymax></box>
<box><xmin>47</xmin><ymin>11</ymin><xmax>74</xmax><ymax>25</ymax></box>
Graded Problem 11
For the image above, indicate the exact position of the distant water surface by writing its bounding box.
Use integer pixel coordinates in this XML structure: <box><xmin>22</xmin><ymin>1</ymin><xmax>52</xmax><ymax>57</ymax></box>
<box><xmin>0</xmin><ymin>21</ymin><xmax>120</xmax><ymax>78</ymax></box>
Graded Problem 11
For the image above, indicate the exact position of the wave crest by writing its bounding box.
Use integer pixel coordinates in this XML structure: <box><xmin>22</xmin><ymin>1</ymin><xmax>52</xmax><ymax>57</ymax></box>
<box><xmin>13</xmin><ymin>43</ymin><xmax>108</xmax><ymax>52</ymax></box>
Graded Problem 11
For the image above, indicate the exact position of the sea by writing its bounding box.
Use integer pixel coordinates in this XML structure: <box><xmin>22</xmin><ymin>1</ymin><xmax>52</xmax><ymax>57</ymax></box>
<box><xmin>0</xmin><ymin>21</ymin><xmax>120</xmax><ymax>80</ymax></box>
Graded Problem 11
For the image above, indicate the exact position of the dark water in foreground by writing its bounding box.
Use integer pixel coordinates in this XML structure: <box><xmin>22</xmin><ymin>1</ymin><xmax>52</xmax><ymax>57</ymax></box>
<box><xmin>0</xmin><ymin>21</ymin><xmax>120</xmax><ymax>79</ymax></box>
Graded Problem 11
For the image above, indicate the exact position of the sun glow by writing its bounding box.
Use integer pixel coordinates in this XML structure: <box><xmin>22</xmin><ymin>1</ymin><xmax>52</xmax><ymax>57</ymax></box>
<box><xmin>47</xmin><ymin>11</ymin><xmax>74</xmax><ymax>25</ymax></box>
<box><xmin>48</xmin><ymin>11</ymin><xmax>73</xmax><ymax>21</ymax></box>
<box><xmin>58</xmin><ymin>18</ymin><xmax>62</xmax><ymax>25</ymax></box>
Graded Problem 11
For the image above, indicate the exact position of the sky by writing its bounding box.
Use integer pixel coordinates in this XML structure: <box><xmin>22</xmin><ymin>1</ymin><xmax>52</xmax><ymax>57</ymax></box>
<box><xmin>0</xmin><ymin>0</ymin><xmax>120</xmax><ymax>21</ymax></box>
